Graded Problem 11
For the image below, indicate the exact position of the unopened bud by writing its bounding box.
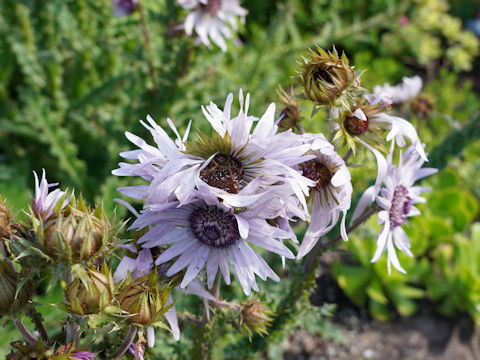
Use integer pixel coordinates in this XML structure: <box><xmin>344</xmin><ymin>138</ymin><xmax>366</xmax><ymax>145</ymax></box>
<box><xmin>66</xmin><ymin>265</ymin><xmax>113</xmax><ymax>315</ymax></box>
<box><xmin>36</xmin><ymin>196</ymin><xmax>112</xmax><ymax>263</ymax></box>
<box><xmin>411</xmin><ymin>94</ymin><xmax>434</xmax><ymax>118</ymax></box>
<box><xmin>0</xmin><ymin>260</ymin><xmax>32</xmax><ymax>314</ymax></box>
<box><xmin>300</xmin><ymin>47</ymin><xmax>358</xmax><ymax>106</ymax></box>
<box><xmin>277</xmin><ymin>88</ymin><xmax>300</xmax><ymax>131</ymax></box>
<box><xmin>117</xmin><ymin>272</ymin><xmax>170</xmax><ymax>326</ymax></box>
<box><xmin>239</xmin><ymin>300</ymin><xmax>273</xmax><ymax>339</ymax></box>
<box><xmin>0</xmin><ymin>197</ymin><xmax>12</xmax><ymax>240</ymax></box>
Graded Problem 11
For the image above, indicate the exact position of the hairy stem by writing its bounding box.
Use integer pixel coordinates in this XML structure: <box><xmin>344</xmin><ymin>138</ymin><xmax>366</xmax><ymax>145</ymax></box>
<box><xmin>113</xmin><ymin>325</ymin><xmax>138</xmax><ymax>359</ymax></box>
<box><xmin>28</xmin><ymin>308</ymin><xmax>49</xmax><ymax>344</ymax></box>
<box><xmin>13</xmin><ymin>317</ymin><xmax>37</xmax><ymax>345</ymax></box>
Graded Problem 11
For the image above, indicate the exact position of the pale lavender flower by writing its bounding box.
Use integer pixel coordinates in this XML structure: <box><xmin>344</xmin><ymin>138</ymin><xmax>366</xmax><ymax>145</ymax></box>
<box><xmin>352</xmin><ymin>145</ymin><xmax>437</xmax><ymax>274</ymax></box>
<box><xmin>113</xmin><ymin>91</ymin><xmax>314</xmax><ymax>212</ymax></box>
<box><xmin>178</xmin><ymin>0</ymin><xmax>248</xmax><ymax>52</ymax></box>
<box><xmin>113</xmin><ymin>0</ymin><xmax>138</xmax><ymax>17</ymax></box>
<box><xmin>32</xmin><ymin>169</ymin><xmax>68</xmax><ymax>220</ymax></box>
<box><xmin>128</xmin><ymin>343</ymin><xmax>145</xmax><ymax>360</ymax></box>
<box><xmin>134</xmin><ymin>196</ymin><xmax>295</xmax><ymax>295</ymax></box>
<box><xmin>69</xmin><ymin>351</ymin><xmax>95</xmax><ymax>360</ymax></box>
<box><xmin>372</xmin><ymin>76</ymin><xmax>423</xmax><ymax>104</ymax></box>
<box><xmin>297</xmin><ymin>134</ymin><xmax>352</xmax><ymax>258</ymax></box>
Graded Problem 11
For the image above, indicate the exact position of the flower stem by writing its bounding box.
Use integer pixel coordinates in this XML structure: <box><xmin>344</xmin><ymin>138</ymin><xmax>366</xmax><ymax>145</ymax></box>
<box><xmin>28</xmin><ymin>308</ymin><xmax>49</xmax><ymax>344</ymax></box>
<box><xmin>137</xmin><ymin>3</ymin><xmax>158</xmax><ymax>90</ymax></box>
<box><xmin>113</xmin><ymin>325</ymin><xmax>137</xmax><ymax>359</ymax></box>
<box><xmin>12</xmin><ymin>317</ymin><xmax>37</xmax><ymax>345</ymax></box>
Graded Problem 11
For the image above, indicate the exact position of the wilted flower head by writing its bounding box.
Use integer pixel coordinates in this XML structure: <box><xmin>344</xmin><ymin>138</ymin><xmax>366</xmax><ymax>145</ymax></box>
<box><xmin>372</xmin><ymin>76</ymin><xmax>423</xmax><ymax>105</ymax></box>
<box><xmin>178</xmin><ymin>0</ymin><xmax>247</xmax><ymax>52</ymax></box>
<box><xmin>239</xmin><ymin>300</ymin><xmax>273</xmax><ymax>339</ymax></box>
<box><xmin>114</xmin><ymin>90</ymin><xmax>314</xmax><ymax>213</ymax></box>
<box><xmin>113</xmin><ymin>0</ymin><xmax>138</xmax><ymax>17</ymax></box>
<box><xmin>352</xmin><ymin>145</ymin><xmax>437</xmax><ymax>274</ymax></box>
<box><xmin>134</xmin><ymin>196</ymin><xmax>295</xmax><ymax>295</ymax></box>
<box><xmin>297</xmin><ymin>134</ymin><xmax>352</xmax><ymax>258</ymax></box>
<box><xmin>300</xmin><ymin>47</ymin><xmax>359</xmax><ymax>107</ymax></box>
<box><xmin>32</xmin><ymin>169</ymin><xmax>68</xmax><ymax>220</ymax></box>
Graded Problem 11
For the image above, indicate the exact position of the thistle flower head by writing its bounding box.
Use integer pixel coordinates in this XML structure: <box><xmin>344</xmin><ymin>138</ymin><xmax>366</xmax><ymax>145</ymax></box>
<box><xmin>65</xmin><ymin>264</ymin><xmax>114</xmax><ymax>315</ymax></box>
<box><xmin>238</xmin><ymin>300</ymin><xmax>273</xmax><ymax>339</ymax></box>
<box><xmin>117</xmin><ymin>271</ymin><xmax>171</xmax><ymax>326</ymax></box>
<box><xmin>277</xmin><ymin>88</ymin><xmax>300</xmax><ymax>131</ymax></box>
<box><xmin>352</xmin><ymin>145</ymin><xmax>437</xmax><ymax>274</ymax></box>
<box><xmin>300</xmin><ymin>47</ymin><xmax>358</xmax><ymax>107</ymax></box>
<box><xmin>32</xmin><ymin>169</ymin><xmax>68</xmax><ymax>221</ymax></box>
<box><xmin>35</xmin><ymin>196</ymin><xmax>113</xmax><ymax>263</ymax></box>
<box><xmin>178</xmin><ymin>0</ymin><xmax>248</xmax><ymax>52</ymax></box>
<box><xmin>114</xmin><ymin>90</ymin><xmax>314</xmax><ymax>212</ymax></box>
<box><xmin>135</xmin><ymin>196</ymin><xmax>295</xmax><ymax>295</ymax></box>
<box><xmin>297</xmin><ymin>134</ymin><xmax>352</xmax><ymax>258</ymax></box>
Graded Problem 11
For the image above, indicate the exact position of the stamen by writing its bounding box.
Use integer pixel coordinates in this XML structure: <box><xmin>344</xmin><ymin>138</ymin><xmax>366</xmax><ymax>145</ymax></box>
<box><xmin>302</xmin><ymin>160</ymin><xmax>333</xmax><ymax>191</ymax></box>
<box><xmin>389</xmin><ymin>185</ymin><xmax>412</xmax><ymax>226</ymax></box>
<box><xmin>201</xmin><ymin>0</ymin><xmax>223</xmax><ymax>16</ymax></box>
<box><xmin>199</xmin><ymin>154</ymin><xmax>244</xmax><ymax>194</ymax></box>
<box><xmin>189</xmin><ymin>205</ymin><xmax>240</xmax><ymax>248</ymax></box>
<box><xmin>345</xmin><ymin>112</ymin><xmax>369</xmax><ymax>135</ymax></box>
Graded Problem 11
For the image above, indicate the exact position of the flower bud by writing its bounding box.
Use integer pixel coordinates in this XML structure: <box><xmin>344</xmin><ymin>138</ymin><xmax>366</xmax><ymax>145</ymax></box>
<box><xmin>0</xmin><ymin>260</ymin><xmax>32</xmax><ymax>314</ymax></box>
<box><xmin>411</xmin><ymin>94</ymin><xmax>434</xmax><ymax>118</ymax></box>
<box><xmin>66</xmin><ymin>265</ymin><xmax>113</xmax><ymax>315</ymax></box>
<box><xmin>36</xmin><ymin>196</ymin><xmax>112</xmax><ymax>263</ymax></box>
<box><xmin>0</xmin><ymin>196</ymin><xmax>12</xmax><ymax>240</ymax></box>
<box><xmin>277</xmin><ymin>88</ymin><xmax>300</xmax><ymax>131</ymax></box>
<box><xmin>238</xmin><ymin>300</ymin><xmax>273</xmax><ymax>339</ymax></box>
<box><xmin>117</xmin><ymin>272</ymin><xmax>170</xmax><ymax>326</ymax></box>
<box><xmin>300</xmin><ymin>47</ymin><xmax>358</xmax><ymax>106</ymax></box>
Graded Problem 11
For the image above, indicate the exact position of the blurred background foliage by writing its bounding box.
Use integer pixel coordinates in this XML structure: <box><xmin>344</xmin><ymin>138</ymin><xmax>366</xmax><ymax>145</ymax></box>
<box><xmin>1</xmin><ymin>0</ymin><xmax>480</xmax><ymax>358</ymax></box>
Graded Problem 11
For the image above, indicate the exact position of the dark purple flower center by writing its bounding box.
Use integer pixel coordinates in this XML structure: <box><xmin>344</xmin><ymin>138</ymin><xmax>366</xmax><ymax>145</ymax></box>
<box><xmin>345</xmin><ymin>110</ymin><xmax>369</xmax><ymax>135</ymax></box>
<box><xmin>201</xmin><ymin>0</ymin><xmax>223</xmax><ymax>16</ymax></box>
<box><xmin>199</xmin><ymin>153</ymin><xmax>244</xmax><ymax>194</ymax></box>
<box><xmin>189</xmin><ymin>205</ymin><xmax>240</xmax><ymax>248</ymax></box>
<box><xmin>389</xmin><ymin>185</ymin><xmax>412</xmax><ymax>227</ymax></box>
<box><xmin>302</xmin><ymin>160</ymin><xmax>332</xmax><ymax>191</ymax></box>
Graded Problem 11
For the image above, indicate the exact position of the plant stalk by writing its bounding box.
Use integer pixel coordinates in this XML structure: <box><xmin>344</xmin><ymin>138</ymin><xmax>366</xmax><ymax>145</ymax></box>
<box><xmin>13</xmin><ymin>317</ymin><xmax>37</xmax><ymax>345</ymax></box>
<box><xmin>113</xmin><ymin>325</ymin><xmax>138</xmax><ymax>359</ymax></box>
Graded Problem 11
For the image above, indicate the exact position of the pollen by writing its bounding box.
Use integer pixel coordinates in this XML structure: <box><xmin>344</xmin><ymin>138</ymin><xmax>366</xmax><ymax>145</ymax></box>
<box><xmin>389</xmin><ymin>185</ymin><xmax>412</xmax><ymax>226</ymax></box>
<box><xmin>199</xmin><ymin>153</ymin><xmax>244</xmax><ymax>194</ymax></box>
<box><xmin>302</xmin><ymin>160</ymin><xmax>333</xmax><ymax>191</ymax></box>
